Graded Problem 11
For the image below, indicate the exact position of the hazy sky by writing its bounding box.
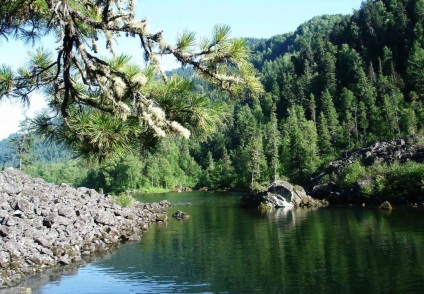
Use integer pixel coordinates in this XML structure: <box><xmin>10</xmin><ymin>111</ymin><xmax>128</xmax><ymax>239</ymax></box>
<box><xmin>0</xmin><ymin>0</ymin><xmax>364</xmax><ymax>140</ymax></box>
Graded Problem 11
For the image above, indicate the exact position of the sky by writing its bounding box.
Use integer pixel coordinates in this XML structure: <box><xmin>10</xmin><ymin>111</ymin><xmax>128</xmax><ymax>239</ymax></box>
<box><xmin>0</xmin><ymin>0</ymin><xmax>364</xmax><ymax>140</ymax></box>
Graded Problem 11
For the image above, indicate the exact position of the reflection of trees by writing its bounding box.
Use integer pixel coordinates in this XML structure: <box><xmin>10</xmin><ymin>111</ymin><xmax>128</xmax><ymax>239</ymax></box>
<box><xmin>23</xmin><ymin>194</ymin><xmax>424</xmax><ymax>293</ymax></box>
<box><xmin>100</xmin><ymin>204</ymin><xmax>424</xmax><ymax>293</ymax></box>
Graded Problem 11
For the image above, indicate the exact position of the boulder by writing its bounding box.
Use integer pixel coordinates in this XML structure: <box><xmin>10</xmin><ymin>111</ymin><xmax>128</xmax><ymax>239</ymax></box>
<box><xmin>94</xmin><ymin>211</ymin><xmax>116</xmax><ymax>225</ymax></box>
<box><xmin>172</xmin><ymin>210</ymin><xmax>190</xmax><ymax>220</ymax></box>
<box><xmin>241</xmin><ymin>181</ymin><xmax>328</xmax><ymax>209</ymax></box>
<box><xmin>378</xmin><ymin>201</ymin><xmax>393</xmax><ymax>210</ymax></box>
<box><xmin>155</xmin><ymin>213</ymin><xmax>168</xmax><ymax>222</ymax></box>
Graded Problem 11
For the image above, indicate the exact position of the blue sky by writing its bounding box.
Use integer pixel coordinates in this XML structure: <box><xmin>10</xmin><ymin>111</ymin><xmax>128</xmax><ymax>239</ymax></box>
<box><xmin>0</xmin><ymin>0</ymin><xmax>364</xmax><ymax>140</ymax></box>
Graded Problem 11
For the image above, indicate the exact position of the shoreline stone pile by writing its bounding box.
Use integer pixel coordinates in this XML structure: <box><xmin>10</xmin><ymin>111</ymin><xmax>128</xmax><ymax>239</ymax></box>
<box><xmin>0</xmin><ymin>168</ymin><xmax>170</xmax><ymax>287</ymax></box>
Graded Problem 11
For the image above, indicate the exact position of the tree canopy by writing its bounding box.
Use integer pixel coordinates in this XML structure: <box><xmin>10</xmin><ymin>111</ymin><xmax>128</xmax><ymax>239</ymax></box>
<box><xmin>0</xmin><ymin>0</ymin><xmax>262</xmax><ymax>161</ymax></box>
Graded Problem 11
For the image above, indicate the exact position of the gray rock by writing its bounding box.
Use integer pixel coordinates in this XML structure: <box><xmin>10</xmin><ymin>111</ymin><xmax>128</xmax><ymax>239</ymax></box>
<box><xmin>16</xmin><ymin>199</ymin><xmax>34</xmax><ymax>214</ymax></box>
<box><xmin>0</xmin><ymin>225</ymin><xmax>10</xmax><ymax>237</ymax></box>
<box><xmin>241</xmin><ymin>181</ymin><xmax>328</xmax><ymax>209</ymax></box>
<box><xmin>5</xmin><ymin>217</ymin><xmax>17</xmax><ymax>226</ymax></box>
<box><xmin>34</xmin><ymin>235</ymin><xmax>52</xmax><ymax>248</ymax></box>
<box><xmin>1</xmin><ymin>169</ymin><xmax>24</xmax><ymax>195</ymax></box>
<box><xmin>43</xmin><ymin>213</ymin><xmax>58</xmax><ymax>228</ymax></box>
<box><xmin>58</xmin><ymin>207</ymin><xmax>75</xmax><ymax>217</ymax></box>
<box><xmin>95</xmin><ymin>211</ymin><xmax>115</xmax><ymax>225</ymax></box>
<box><xmin>0</xmin><ymin>168</ymin><xmax>170</xmax><ymax>287</ymax></box>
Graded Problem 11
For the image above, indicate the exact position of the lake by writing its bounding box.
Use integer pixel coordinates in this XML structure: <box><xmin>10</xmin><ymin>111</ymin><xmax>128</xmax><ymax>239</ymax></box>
<box><xmin>28</xmin><ymin>191</ymin><xmax>424</xmax><ymax>293</ymax></box>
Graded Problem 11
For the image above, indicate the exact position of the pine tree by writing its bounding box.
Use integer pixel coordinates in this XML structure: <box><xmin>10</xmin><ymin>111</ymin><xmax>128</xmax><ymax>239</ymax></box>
<box><xmin>283</xmin><ymin>105</ymin><xmax>319</xmax><ymax>182</ymax></box>
<box><xmin>203</xmin><ymin>151</ymin><xmax>216</xmax><ymax>189</ymax></box>
<box><xmin>248</xmin><ymin>128</ymin><xmax>266</xmax><ymax>185</ymax></box>
<box><xmin>216</xmin><ymin>148</ymin><xmax>236</xmax><ymax>189</ymax></box>
<box><xmin>308</xmin><ymin>93</ymin><xmax>317</xmax><ymax>127</ymax></box>
<box><xmin>266</xmin><ymin>105</ymin><xmax>280</xmax><ymax>182</ymax></box>
<box><xmin>0</xmin><ymin>1</ymin><xmax>263</xmax><ymax>161</ymax></box>
<box><xmin>358</xmin><ymin>101</ymin><xmax>369</xmax><ymax>144</ymax></box>
<box><xmin>320</xmin><ymin>89</ymin><xmax>340</xmax><ymax>147</ymax></box>
<box><xmin>317</xmin><ymin>112</ymin><xmax>332</xmax><ymax>155</ymax></box>
<box><xmin>407</xmin><ymin>41</ymin><xmax>424</xmax><ymax>99</ymax></box>
<box><xmin>340</xmin><ymin>88</ymin><xmax>358</xmax><ymax>147</ymax></box>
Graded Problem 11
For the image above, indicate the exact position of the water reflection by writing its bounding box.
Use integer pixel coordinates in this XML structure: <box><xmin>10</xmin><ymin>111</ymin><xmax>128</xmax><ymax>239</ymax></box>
<box><xmin>265</xmin><ymin>206</ymin><xmax>321</xmax><ymax>227</ymax></box>
<box><xmin>22</xmin><ymin>193</ymin><xmax>424</xmax><ymax>293</ymax></box>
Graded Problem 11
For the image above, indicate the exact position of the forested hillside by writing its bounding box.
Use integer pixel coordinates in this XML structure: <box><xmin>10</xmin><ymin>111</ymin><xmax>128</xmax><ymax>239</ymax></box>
<box><xmin>0</xmin><ymin>134</ymin><xmax>72</xmax><ymax>168</ymax></box>
<box><xmin>194</xmin><ymin>0</ymin><xmax>424</xmax><ymax>189</ymax></box>
<box><xmin>3</xmin><ymin>0</ymin><xmax>423</xmax><ymax>194</ymax></box>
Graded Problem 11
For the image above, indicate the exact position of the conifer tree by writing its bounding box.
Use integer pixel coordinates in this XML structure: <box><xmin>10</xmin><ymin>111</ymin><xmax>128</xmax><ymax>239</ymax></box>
<box><xmin>216</xmin><ymin>148</ymin><xmax>236</xmax><ymax>188</ymax></box>
<box><xmin>266</xmin><ymin>105</ymin><xmax>280</xmax><ymax>182</ymax></box>
<box><xmin>317</xmin><ymin>112</ymin><xmax>332</xmax><ymax>155</ymax></box>
<box><xmin>283</xmin><ymin>105</ymin><xmax>319</xmax><ymax>182</ymax></box>
<box><xmin>308</xmin><ymin>93</ymin><xmax>317</xmax><ymax>127</ymax></box>
<box><xmin>407</xmin><ymin>41</ymin><xmax>424</xmax><ymax>98</ymax></box>
<box><xmin>358</xmin><ymin>101</ymin><xmax>368</xmax><ymax>144</ymax></box>
<box><xmin>0</xmin><ymin>0</ymin><xmax>263</xmax><ymax>161</ymax></box>
<box><xmin>248</xmin><ymin>128</ymin><xmax>266</xmax><ymax>185</ymax></box>
<box><xmin>320</xmin><ymin>89</ymin><xmax>340</xmax><ymax>147</ymax></box>
<box><xmin>340</xmin><ymin>88</ymin><xmax>358</xmax><ymax>147</ymax></box>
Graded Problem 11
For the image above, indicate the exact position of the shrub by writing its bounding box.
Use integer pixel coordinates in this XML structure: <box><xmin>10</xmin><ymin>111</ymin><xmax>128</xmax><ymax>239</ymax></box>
<box><xmin>114</xmin><ymin>192</ymin><xmax>133</xmax><ymax>207</ymax></box>
<box><xmin>341</xmin><ymin>161</ymin><xmax>366</xmax><ymax>189</ymax></box>
<box><xmin>383</xmin><ymin>161</ymin><xmax>424</xmax><ymax>199</ymax></box>
<box><xmin>360</xmin><ymin>181</ymin><xmax>374</xmax><ymax>197</ymax></box>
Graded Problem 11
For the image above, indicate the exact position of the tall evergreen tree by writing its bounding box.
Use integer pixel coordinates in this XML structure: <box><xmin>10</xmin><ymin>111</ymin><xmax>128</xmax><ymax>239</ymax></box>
<box><xmin>283</xmin><ymin>105</ymin><xmax>319</xmax><ymax>182</ymax></box>
<box><xmin>266</xmin><ymin>105</ymin><xmax>280</xmax><ymax>182</ymax></box>
<box><xmin>247</xmin><ymin>128</ymin><xmax>266</xmax><ymax>185</ymax></box>
<box><xmin>320</xmin><ymin>89</ymin><xmax>340</xmax><ymax>147</ymax></box>
<box><xmin>407</xmin><ymin>41</ymin><xmax>424</xmax><ymax>98</ymax></box>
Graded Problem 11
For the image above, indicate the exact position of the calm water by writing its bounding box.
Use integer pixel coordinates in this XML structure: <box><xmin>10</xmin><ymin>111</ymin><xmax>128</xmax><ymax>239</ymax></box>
<box><xmin>28</xmin><ymin>192</ymin><xmax>424</xmax><ymax>293</ymax></box>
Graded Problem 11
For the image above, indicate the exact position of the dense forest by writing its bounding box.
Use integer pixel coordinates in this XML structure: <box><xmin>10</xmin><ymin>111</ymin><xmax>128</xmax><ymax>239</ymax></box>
<box><xmin>2</xmin><ymin>0</ymin><xmax>424</xmax><ymax>195</ymax></box>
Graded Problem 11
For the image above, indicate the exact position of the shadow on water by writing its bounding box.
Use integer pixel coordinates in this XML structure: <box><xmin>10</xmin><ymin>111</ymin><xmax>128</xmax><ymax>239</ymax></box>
<box><xmin>17</xmin><ymin>192</ymin><xmax>424</xmax><ymax>293</ymax></box>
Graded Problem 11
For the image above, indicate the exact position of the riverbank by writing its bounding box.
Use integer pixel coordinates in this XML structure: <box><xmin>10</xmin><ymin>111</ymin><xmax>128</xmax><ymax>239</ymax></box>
<box><xmin>0</xmin><ymin>168</ymin><xmax>170</xmax><ymax>287</ymax></box>
<box><xmin>306</xmin><ymin>135</ymin><xmax>424</xmax><ymax>206</ymax></box>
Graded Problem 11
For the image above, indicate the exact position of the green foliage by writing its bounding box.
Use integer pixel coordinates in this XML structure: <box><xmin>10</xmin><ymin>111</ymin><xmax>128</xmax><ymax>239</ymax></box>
<box><xmin>4</xmin><ymin>0</ymin><xmax>424</xmax><ymax>198</ymax></box>
<box><xmin>1</xmin><ymin>0</ymin><xmax>263</xmax><ymax>162</ymax></box>
<box><xmin>341</xmin><ymin>161</ymin><xmax>367</xmax><ymax>189</ymax></box>
<box><xmin>250</xmin><ymin>182</ymin><xmax>267</xmax><ymax>194</ymax></box>
<box><xmin>282</xmin><ymin>105</ymin><xmax>320</xmax><ymax>182</ymax></box>
<box><xmin>25</xmin><ymin>161</ymin><xmax>87</xmax><ymax>186</ymax></box>
<box><xmin>339</xmin><ymin>160</ymin><xmax>424</xmax><ymax>201</ymax></box>
<box><xmin>181</xmin><ymin>0</ymin><xmax>424</xmax><ymax>191</ymax></box>
<box><xmin>113</xmin><ymin>192</ymin><xmax>133</xmax><ymax>208</ymax></box>
<box><xmin>80</xmin><ymin>139</ymin><xmax>201</xmax><ymax>193</ymax></box>
<box><xmin>381</xmin><ymin>161</ymin><xmax>424</xmax><ymax>199</ymax></box>
<box><xmin>8</xmin><ymin>119</ymin><xmax>35</xmax><ymax>171</ymax></box>
<box><xmin>360</xmin><ymin>180</ymin><xmax>374</xmax><ymax>197</ymax></box>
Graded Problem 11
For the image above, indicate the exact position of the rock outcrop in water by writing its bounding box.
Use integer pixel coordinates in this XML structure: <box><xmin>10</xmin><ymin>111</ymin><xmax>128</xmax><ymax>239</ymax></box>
<box><xmin>172</xmin><ymin>210</ymin><xmax>189</xmax><ymax>220</ymax></box>
<box><xmin>240</xmin><ymin>181</ymin><xmax>328</xmax><ymax>210</ymax></box>
<box><xmin>0</xmin><ymin>168</ymin><xmax>170</xmax><ymax>287</ymax></box>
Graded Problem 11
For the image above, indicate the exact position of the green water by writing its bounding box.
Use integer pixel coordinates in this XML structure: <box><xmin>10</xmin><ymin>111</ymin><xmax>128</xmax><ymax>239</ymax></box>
<box><xmin>32</xmin><ymin>192</ymin><xmax>424</xmax><ymax>293</ymax></box>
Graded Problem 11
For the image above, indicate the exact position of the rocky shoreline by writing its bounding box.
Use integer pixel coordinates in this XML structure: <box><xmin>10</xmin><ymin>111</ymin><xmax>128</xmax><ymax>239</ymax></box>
<box><xmin>0</xmin><ymin>168</ymin><xmax>170</xmax><ymax>287</ymax></box>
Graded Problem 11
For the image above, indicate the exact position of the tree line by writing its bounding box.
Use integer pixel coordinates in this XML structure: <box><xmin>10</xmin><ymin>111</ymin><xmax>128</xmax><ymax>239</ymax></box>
<box><xmin>2</xmin><ymin>0</ymin><xmax>424</xmax><ymax>193</ymax></box>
